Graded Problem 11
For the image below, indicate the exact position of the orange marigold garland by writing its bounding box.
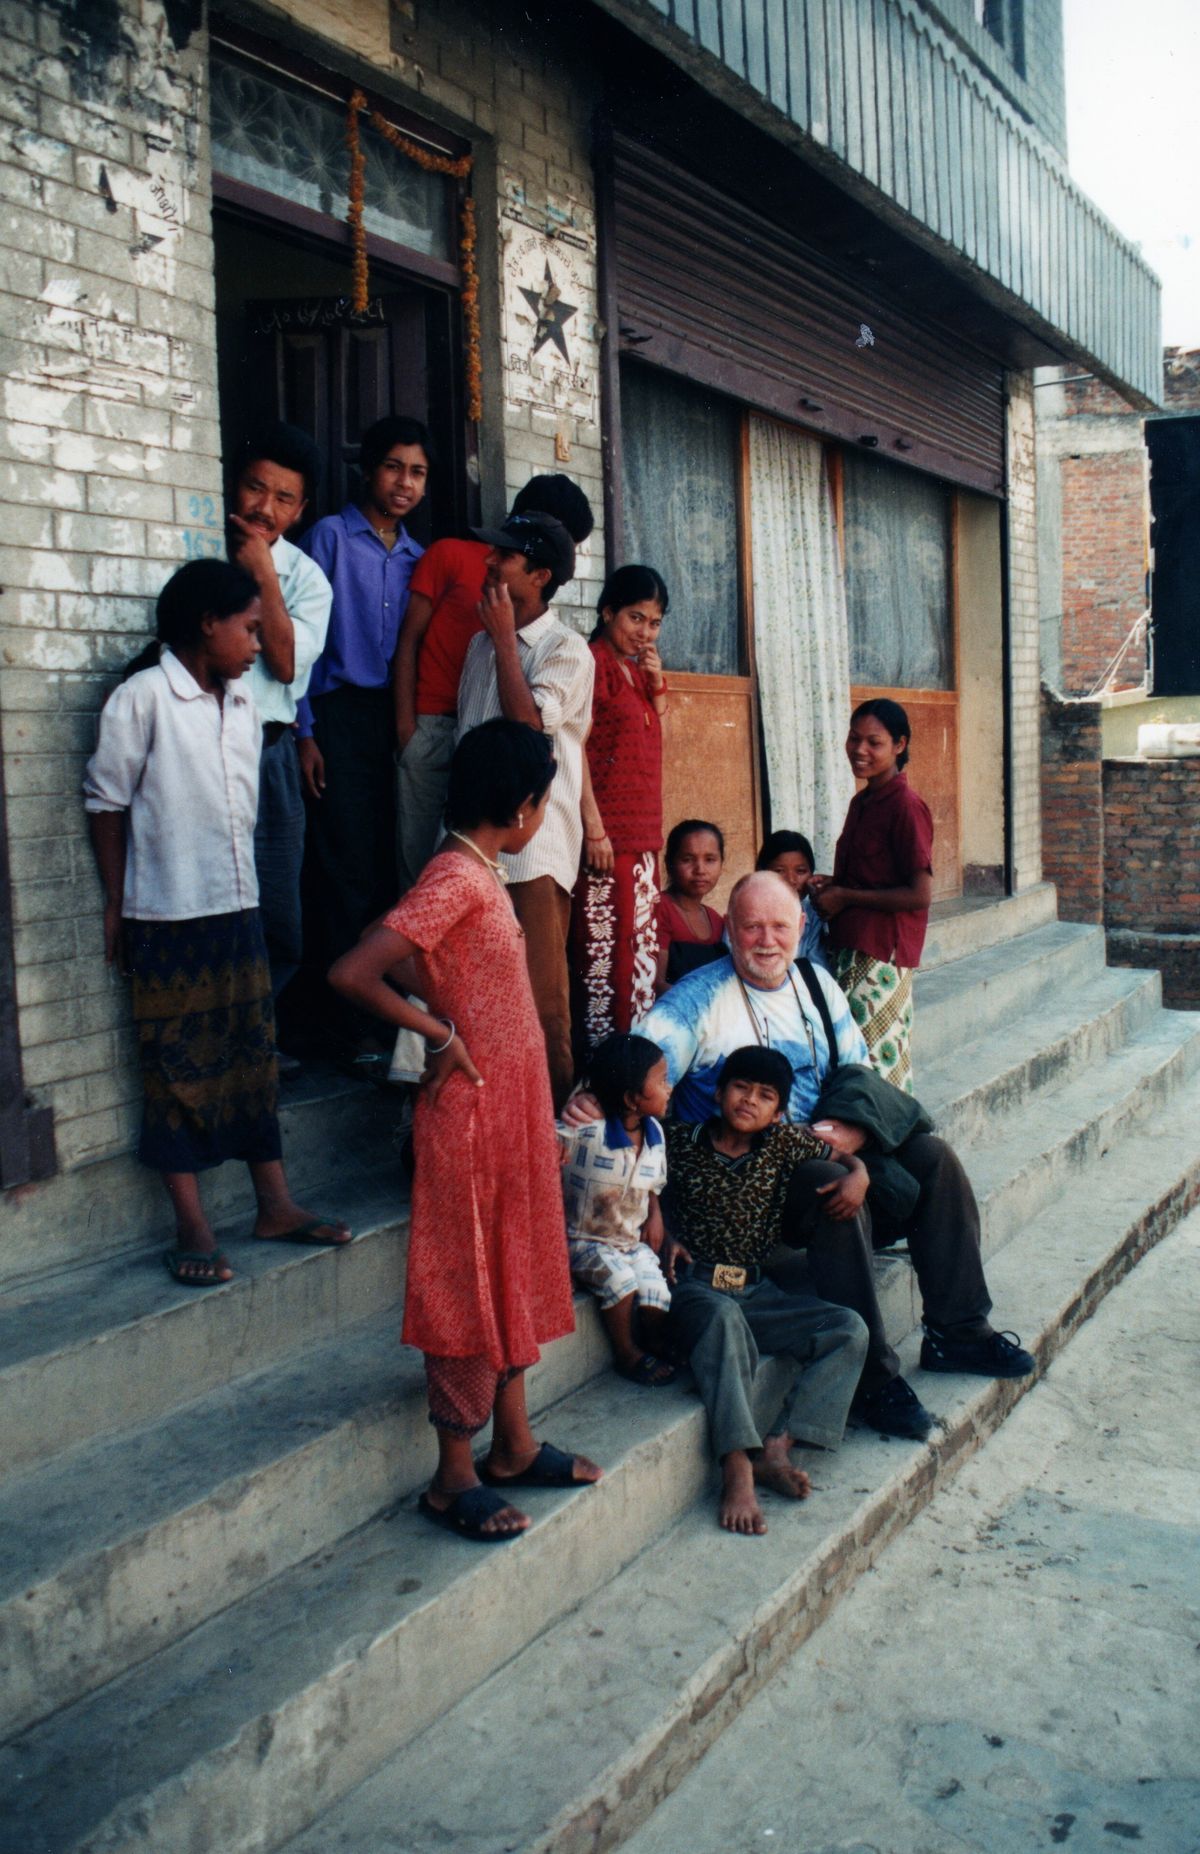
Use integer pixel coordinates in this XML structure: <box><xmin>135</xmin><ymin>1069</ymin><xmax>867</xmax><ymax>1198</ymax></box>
<box><xmin>346</xmin><ymin>90</ymin><xmax>369</xmax><ymax>314</ymax></box>
<box><xmin>346</xmin><ymin>89</ymin><xmax>482</xmax><ymax>418</ymax></box>
<box><xmin>459</xmin><ymin>194</ymin><xmax>482</xmax><ymax>424</ymax></box>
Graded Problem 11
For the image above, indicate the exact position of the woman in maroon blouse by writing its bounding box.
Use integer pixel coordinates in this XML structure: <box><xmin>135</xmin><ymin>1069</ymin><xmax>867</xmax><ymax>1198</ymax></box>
<box><xmin>571</xmin><ymin>565</ymin><xmax>670</xmax><ymax>1054</ymax></box>
<box><xmin>810</xmin><ymin>698</ymin><xmax>933</xmax><ymax>1093</ymax></box>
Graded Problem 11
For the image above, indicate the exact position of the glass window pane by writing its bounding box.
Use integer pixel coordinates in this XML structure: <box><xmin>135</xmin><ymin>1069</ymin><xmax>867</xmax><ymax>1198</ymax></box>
<box><xmin>620</xmin><ymin>363</ymin><xmax>741</xmax><ymax>676</ymax></box>
<box><xmin>210</xmin><ymin>50</ymin><xmax>452</xmax><ymax>260</ymax></box>
<box><xmin>842</xmin><ymin>451</ymin><xmax>953</xmax><ymax>690</ymax></box>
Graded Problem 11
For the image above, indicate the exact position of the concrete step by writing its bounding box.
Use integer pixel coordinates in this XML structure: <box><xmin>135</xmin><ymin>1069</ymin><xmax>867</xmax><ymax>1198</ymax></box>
<box><xmin>0</xmin><ymin>1296</ymin><xmax>611</xmax><ymax>1742</ymax></box>
<box><xmin>921</xmin><ymin>962</ymin><xmax>1162</xmax><ymax>1148</ymax></box>
<box><xmin>913</xmin><ymin>917</ymin><xmax>1108</xmax><ymax>1070</ymax></box>
<box><xmin>963</xmin><ymin>1008</ymin><xmax>1200</xmax><ymax>1259</ymax></box>
<box><xmin>3</xmin><ymin>959</ymin><xmax>1176</xmax><ymax>1489</ymax></box>
<box><xmin>8</xmin><ymin>1047</ymin><xmax>1200</xmax><ymax>1854</ymax></box>
<box><xmin>920</xmin><ymin>883</ymin><xmax>1059</xmax><ymax>971</ymax></box>
<box><xmin>269</xmin><ymin>1067</ymin><xmax>1200</xmax><ymax>1854</ymax></box>
<box><xmin>0</xmin><ymin>1366</ymin><xmax>726</xmax><ymax>1854</ymax></box>
<box><xmin>0</xmin><ymin>1163</ymin><xmax>411</xmax><ymax>1481</ymax></box>
<box><xmin>0</xmin><ymin>1064</ymin><xmax>401</xmax><ymax>1287</ymax></box>
<box><xmin>6</xmin><ymin>971</ymin><xmax>1185</xmax><ymax>1747</ymax></box>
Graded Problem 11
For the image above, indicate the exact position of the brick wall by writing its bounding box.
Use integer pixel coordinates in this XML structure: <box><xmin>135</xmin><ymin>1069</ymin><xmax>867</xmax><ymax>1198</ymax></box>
<box><xmin>1040</xmin><ymin>687</ymin><xmax>1104</xmax><ymax>923</ymax></box>
<box><xmin>1059</xmin><ymin>449</ymin><xmax>1147</xmax><ymax>692</ymax></box>
<box><xmin>1007</xmin><ymin>371</ymin><xmax>1044</xmax><ymax>890</ymax></box>
<box><xmin>1041</xmin><ymin>686</ymin><xmax>1200</xmax><ymax>1005</ymax></box>
<box><xmin>1103</xmin><ymin>758</ymin><xmax>1200</xmax><ymax>1008</ymax></box>
<box><xmin>0</xmin><ymin>0</ymin><xmax>607</xmax><ymax>1180</ymax></box>
<box><xmin>0</xmin><ymin>0</ymin><xmax>218</xmax><ymax>1169</ymax></box>
<box><xmin>1103</xmin><ymin>759</ymin><xmax>1200</xmax><ymax>934</ymax></box>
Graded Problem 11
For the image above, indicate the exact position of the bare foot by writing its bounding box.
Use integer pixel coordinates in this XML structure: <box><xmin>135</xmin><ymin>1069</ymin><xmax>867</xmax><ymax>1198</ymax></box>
<box><xmin>424</xmin><ymin>1479</ymin><xmax>529</xmax><ymax>1537</ymax></box>
<box><xmin>253</xmin><ymin>1201</ymin><xmax>351</xmax><ymax>1245</ymax></box>
<box><xmin>754</xmin><ymin>1435</ymin><xmax>812</xmax><ymax>1501</ymax></box>
<box><xmin>719</xmin><ymin>1452</ymin><xmax>767</xmax><ymax>1535</ymax></box>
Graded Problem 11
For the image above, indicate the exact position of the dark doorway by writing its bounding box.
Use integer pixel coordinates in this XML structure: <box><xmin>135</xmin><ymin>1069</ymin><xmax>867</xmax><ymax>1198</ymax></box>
<box><xmin>214</xmin><ymin>210</ymin><xmax>466</xmax><ymax>542</ymax></box>
<box><xmin>1147</xmin><ymin>416</ymin><xmax>1200</xmax><ymax>696</ymax></box>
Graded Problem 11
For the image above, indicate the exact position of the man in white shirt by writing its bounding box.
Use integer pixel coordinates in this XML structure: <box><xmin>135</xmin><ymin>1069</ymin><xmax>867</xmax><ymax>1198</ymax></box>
<box><xmin>226</xmin><ymin>425</ymin><xmax>333</xmax><ymax>1017</ymax></box>
<box><xmin>456</xmin><ymin>511</ymin><xmax>593</xmax><ymax>1109</ymax></box>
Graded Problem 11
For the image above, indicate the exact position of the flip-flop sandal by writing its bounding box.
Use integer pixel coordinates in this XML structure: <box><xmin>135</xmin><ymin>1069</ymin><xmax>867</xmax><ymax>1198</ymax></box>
<box><xmin>252</xmin><ymin>1218</ymin><xmax>352</xmax><ymax>1246</ymax></box>
<box><xmin>164</xmin><ymin>1248</ymin><xmax>232</xmax><ymax>1287</ymax></box>
<box><xmin>417</xmin><ymin>1486</ymin><xmax>525</xmax><ymax>1543</ymax></box>
<box><xmin>616</xmin><ymin>1353</ymin><xmax>677</xmax><ymax>1388</ymax></box>
<box><xmin>477</xmin><ymin>1441</ymin><xmax>596</xmax><ymax>1489</ymax></box>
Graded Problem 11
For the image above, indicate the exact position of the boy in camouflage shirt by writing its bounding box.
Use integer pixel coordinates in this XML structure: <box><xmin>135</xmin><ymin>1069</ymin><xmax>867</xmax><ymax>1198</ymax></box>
<box><xmin>662</xmin><ymin>1046</ymin><xmax>868</xmax><ymax>1536</ymax></box>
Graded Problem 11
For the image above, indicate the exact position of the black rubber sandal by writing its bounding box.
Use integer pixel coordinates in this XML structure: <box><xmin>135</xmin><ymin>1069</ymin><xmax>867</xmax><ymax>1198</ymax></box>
<box><xmin>616</xmin><ymin>1353</ymin><xmax>678</xmax><ymax>1388</ymax></box>
<box><xmin>163</xmin><ymin>1248</ymin><xmax>232</xmax><ymax>1287</ymax></box>
<box><xmin>477</xmin><ymin>1441</ymin><xmax>597</xmax><ymax>1488</ymax></box>
<box><xmin>417</xmin><ymin>1485</ymin><xmax>525</xmax><ymax>1542</ymax></box>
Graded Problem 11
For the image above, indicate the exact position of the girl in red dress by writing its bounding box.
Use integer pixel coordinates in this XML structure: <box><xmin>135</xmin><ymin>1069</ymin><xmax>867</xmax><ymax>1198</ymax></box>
<box><xmin>573</xmin><ymin>565</ymin><xmax>670</xmax><ymax>1052</ymax></box>
<box><xmin>810</xmin><ymin>699</ymin><xmax>934</xmax><ymax>1093</ymax></box>
<box><xmin>653</xmin><ymin>818</ymin><xmax>727</xmax><ymax>993</ymax></box>
<box><xmin>331</xmin><ymin>719</ymin><xmax>601</xmax><ymax>1541</ymax></box>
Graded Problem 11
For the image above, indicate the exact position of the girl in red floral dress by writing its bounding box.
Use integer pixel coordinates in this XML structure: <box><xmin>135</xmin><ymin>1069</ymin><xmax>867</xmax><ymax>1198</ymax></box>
<box><xmin>331</xmin><ymin>718</ymin><xmax>601</xmax><ymax>1541</ymax></box>
<box><xmin>572</xmin><ymin>565</ymin><xmax>670</xmax><ymax>1055</ymax></box>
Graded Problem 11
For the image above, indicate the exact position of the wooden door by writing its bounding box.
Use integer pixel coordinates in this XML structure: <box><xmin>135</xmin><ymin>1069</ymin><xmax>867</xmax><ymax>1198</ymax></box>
<box><xmin>660</xmin><ymin>673</ymin><xmax>762</xmax><ymax>910</ymax></box>
<box><xmin>848</xmin><ymin>684</ymin><xmax>961</xmax><ymax>900</ymax></box>
<box><xmin>233</xmin><ymin>292</ymin><xmax>453</xmax><ymax>538</ymax></box>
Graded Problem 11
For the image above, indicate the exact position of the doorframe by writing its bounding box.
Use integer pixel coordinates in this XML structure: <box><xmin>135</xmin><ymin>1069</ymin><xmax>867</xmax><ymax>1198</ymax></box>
<box><xmin>208</xmin><ymin>21</ymin><xmax>475</xmax><ymax>528</ymax></box>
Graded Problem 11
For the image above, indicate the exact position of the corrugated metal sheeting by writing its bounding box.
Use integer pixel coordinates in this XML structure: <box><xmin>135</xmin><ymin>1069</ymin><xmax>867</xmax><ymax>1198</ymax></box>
<box><xmin>598</xmin><ymin>0</ymin><xmax>1162</xmax><ymax>406</ymax></box>
<box><xmin>612</xmin><ymin>134</ymin><xmax>1007</xmax><ymax>495</ymax></box>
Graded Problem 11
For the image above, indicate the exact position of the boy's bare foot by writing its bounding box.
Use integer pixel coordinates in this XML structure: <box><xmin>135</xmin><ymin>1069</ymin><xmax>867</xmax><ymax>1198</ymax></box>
<box><xmin>754</xmin><ymin>1434</ymin><xmax>812</xmax><ymax>1501</ymax></box>
<box><xmin>422</xmin><ymin>1479</ymin><xmax>529</xmax><ymax>1538</ymax></box>
<box><xmin>719</xmin><ymin>1452</ymin><xmax>767</xmax><ymax>1535</ymax></box>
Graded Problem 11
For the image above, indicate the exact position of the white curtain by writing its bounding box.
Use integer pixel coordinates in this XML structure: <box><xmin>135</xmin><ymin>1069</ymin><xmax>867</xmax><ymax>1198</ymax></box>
<box><xmin>748</xmin><ymin>415</ymin><xmax>856</xmax><ymax>871</ymax></box>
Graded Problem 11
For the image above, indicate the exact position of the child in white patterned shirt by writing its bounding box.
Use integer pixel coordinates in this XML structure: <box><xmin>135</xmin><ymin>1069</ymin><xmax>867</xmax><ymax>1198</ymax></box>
<box><xmin>560</xmin><ymin>1032</ymin><xmax>676</xmax><ymax>1387</ymax></box>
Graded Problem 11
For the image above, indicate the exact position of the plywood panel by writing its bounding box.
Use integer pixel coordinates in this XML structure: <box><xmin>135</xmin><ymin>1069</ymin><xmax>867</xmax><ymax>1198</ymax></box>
<box><xmin>660</xmin><ymin>673</ymin><xmax>763</xmax><ymax>908</ymax></box>
<box><xmin>850</xmin><ymin>686</ymin><xmax>961</xmax><ymax>901</ymax></box>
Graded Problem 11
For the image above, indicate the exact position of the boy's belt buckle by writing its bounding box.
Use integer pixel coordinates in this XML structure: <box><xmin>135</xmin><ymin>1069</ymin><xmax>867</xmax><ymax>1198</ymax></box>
<box><xmin>711</xmin><ymin>1263</ymin><xmax>747</xmax><ymax>1292</ymax></box>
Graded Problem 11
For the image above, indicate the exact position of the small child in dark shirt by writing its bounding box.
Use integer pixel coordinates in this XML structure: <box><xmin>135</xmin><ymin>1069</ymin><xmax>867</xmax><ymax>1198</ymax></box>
<box><xmin>662</xmin><ymin>1046</ymin><xmax>868</xmax><ymax>1536</ymax></box>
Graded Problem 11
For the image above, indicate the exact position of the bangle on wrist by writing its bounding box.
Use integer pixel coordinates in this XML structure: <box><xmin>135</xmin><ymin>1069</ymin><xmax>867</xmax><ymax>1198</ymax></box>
<box><xmin>425</xmin><ymin>1017</ymin><xmax>456</xmax><ymax>1055</ymax></box>
<box><xmin>585</xmin><ymin>833</ymin><xmax>608</xmax><ymax>843</ymax></box>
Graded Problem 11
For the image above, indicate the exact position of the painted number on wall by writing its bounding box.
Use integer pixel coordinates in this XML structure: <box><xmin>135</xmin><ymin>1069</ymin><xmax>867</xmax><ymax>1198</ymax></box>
<box><xmin>183</xmin><ymin>494</ymin><xmax>223</xmax><ymax>559</ymax></box>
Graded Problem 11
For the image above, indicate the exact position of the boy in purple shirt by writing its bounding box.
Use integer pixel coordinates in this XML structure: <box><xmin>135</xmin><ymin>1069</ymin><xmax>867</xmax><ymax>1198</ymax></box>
<box><xmin>296</xmin><ymin>415</ymin><xmax>429</xmax><ymax>1060</ymax></box>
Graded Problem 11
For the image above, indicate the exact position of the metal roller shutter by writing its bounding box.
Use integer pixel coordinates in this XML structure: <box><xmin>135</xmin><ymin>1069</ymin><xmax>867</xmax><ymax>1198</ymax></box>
<box><xmin>609</xmin><ymin>132</ymin><xmax>1007</xmax><ymax>498</ymax></box>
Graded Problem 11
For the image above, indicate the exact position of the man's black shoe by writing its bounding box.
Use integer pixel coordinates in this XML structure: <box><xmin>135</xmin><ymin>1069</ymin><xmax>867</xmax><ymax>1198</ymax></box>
<box><xmin>858</xmin><ymin>1375</ymin><xmax>935</xmax><ymax>1440</ymax></box>
<box><xmin>920</xmin><ymin>1327</ymin><xmax>1036</xmax><ymax>1379</ymax></box>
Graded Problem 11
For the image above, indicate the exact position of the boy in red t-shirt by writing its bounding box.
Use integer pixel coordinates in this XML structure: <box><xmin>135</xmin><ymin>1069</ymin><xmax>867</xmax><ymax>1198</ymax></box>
<box><xmin>393</xmin><ymin>473</ymin><xmax>595</xmax><ymax>889</ymax></box>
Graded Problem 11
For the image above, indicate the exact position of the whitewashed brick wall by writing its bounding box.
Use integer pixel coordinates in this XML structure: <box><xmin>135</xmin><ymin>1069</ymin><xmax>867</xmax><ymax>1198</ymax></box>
<box><xmin>0</xmin><ymin>0</ymin><xmax>219</xmax><ymax>1167</ymax></box>
<box><xmin>0</xmin><ymin>0</ymin><xmax>606</xmax><ymax>1176</ymax></box>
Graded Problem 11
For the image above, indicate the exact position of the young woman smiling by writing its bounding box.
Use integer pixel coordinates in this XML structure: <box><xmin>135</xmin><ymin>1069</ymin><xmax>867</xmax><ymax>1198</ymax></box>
<box><xmin>809</xmin><ymin>699</ymin><xmax>933</xmax><ymax>1093</ymax></box>
<box><xmin>570</xmin><ymin>564</ymin><xmax>670</xmax><ymax>1053</ymax></box>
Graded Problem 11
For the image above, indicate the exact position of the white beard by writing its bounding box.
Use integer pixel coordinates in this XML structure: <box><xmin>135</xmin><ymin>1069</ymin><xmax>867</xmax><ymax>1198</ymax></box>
<box><xmin>736</xmin><ymin>948</ymin><xmax>794</xmax><ymax>988</ymax></box>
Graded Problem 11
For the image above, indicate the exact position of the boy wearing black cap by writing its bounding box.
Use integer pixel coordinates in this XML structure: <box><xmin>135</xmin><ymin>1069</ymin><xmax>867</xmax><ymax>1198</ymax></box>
<box><xmin>662</xmin><ymin>1046</ymin><xmax>869</xmax><ymax>1536</ymax></box>
<box><xmin>456</xmin><ymin>510</ymin><xmax>593</xmax><ymax>1109</ymax></box>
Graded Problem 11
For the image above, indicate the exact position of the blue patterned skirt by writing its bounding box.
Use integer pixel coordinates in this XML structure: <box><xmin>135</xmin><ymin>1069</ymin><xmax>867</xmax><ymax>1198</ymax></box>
<box><xmin>128</xmin><ymin>909</ymin><xmax>282</xmax><ymax>1173</ymax></box>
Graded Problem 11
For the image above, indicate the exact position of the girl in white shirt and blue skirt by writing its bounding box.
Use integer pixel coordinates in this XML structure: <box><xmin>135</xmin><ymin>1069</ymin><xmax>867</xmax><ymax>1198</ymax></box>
<box><xmin>84</xmin><ymin>560</ymin><xmax>350</xmax><ymax>1286</ymax></box>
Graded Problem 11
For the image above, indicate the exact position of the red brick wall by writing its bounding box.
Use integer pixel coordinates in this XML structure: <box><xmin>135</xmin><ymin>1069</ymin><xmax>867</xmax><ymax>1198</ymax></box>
<box><xmin>1059</xmin><ymin>451</ymin><xmax>1148</xmax><ymax>695</ymax></box>
<box><xmin>1040</xmin><ymin>688</ymin><xmax>1104</xmax><ymax>924</ymax></box>
<box><xmin>1102</xmin><ymin>758</ymin><xmax>1200</xmax><ymax>1009</ymax></box>
<box><xmin>1103</xmin><ymin>760</ymin><xmax>1200</xmax><ymax>932</ymax></box>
